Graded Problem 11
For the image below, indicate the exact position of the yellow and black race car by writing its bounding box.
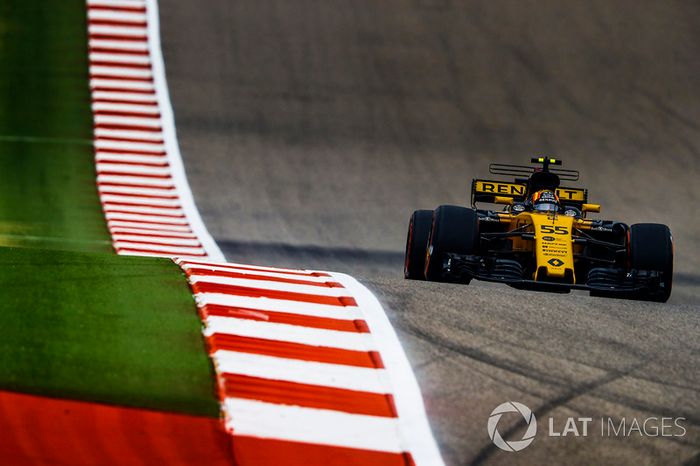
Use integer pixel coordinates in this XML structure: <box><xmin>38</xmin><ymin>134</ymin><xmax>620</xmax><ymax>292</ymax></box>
<box><xmin>404</xmin><ymin>158</ymin><xmax>673</xmax><ymax>302</ymax></box>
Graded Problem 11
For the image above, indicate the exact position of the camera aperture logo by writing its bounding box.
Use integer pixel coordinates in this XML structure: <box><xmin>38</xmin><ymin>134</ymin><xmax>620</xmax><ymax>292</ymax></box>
<box><xmin>487</xmin><ymin>401</ymin><xmax>537</xmax><ymax>452</ymax></box>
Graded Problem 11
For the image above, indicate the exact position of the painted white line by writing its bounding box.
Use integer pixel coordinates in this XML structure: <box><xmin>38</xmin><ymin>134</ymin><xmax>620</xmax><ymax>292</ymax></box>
<box><xmin>205</xmin><ymin>316</ymin><xmax>377</xmax><ymax>351</ymax></box>
<box><xmin>114</xmin><ymin>241</ymin><xmax>205</xmax><ymax>254</ymax></box>
<box><xmin>118</xmin><ymin>250</ymin><xmax>204</xmax><ymax>258</ymax></box>
<box><xmin>90</xmin><ymin>52</ymin><xmax>151</xmax><ymax>65</ymax></box>
<box><xmin>88</xmin><ymin>10</ymin><xmax>147</xmax><ymax>22</ymax></box>
<box><xmin>103</xmin><ymin>204</ymin><xmax>184</xmax><ymax>217</ymax></box>
<box><xmin>96</xmin><ymin>160</ymin><xmax>168</xmax><ymax>174</ymax></box>
<box><xmin>97</xmin><ymin>163</ymin><xmax>171</xmax><ymax>176</ymax></box>
<box><xmin>96</xmin><ymin>150</ymin><xmax>166</xmax><ymax>160</ymax></box>
<box><xmin>89</xmin><ymin>39</ymin><xmax>149</xmax><ymax>51</ymax></box>
<box><xmin>112</xmin><ymin>234</ymin><xmax>200</xmax><ymax>246</ymax></box>
<box><xmin>88</xmin><ymin>0</ymin><xmax>146</xmax><ymax>7</ymax></box>
<box><xmin>93</xmin><ymin>103</ymin><xmax>159</xmax><ymax>115</ymax></box>
<box><xmin>98</xmin><ymin>185</ymin><xmax>176</xmax><ymax>197</ymax></box>
<box><xmin>107</xmin><ymin>220</ymin><xmax>193</xmax><ymax>232</ymax></box>
<box><xmin>189</xmin><ymin>275</ymin><xmax>352</xmax><ymax>298</ymax></box>
<box><xmin>96</xmin><ymin>156</ymin><xmax>167</xmax><ymax>168</ymax></box>
<box><xmin>195</xmin><ymin>292</ymin><xmax>362</xmax><ymax>321</ymax></box>
<box><xmin>180</xmin><ymin>259</ymin><xmax>324</xmax><ymax>277</ymax></box>
<box><xmin>96</xmin><ymin>151</ymin><xmax>163</xmax><ymax>162</ymax></box>
<box><xmin>95</xmin><ymin>130</ymin><xmax>162</xmax><ymax>142</ymax></box>
<box><xmin>181</xmin><ymin>263</ymin><xmax>336</xmax><ymax>284</ymax></box>
<box><xmin>97</xmin><ymin>141</ymin><xmax>165</xmax><ymax>152</ymax></box>
<box><xmin>90</xmin><ymin>78</ymin><xmax>155</xmax><ymax>91</ymax></box>
<box><xmin>105</xmin><ymin>212</ymin><xmax>188</xmax><ymax>224</ymax></box>
<box><xmin>98</xmin><ymin>175</ymin><xmax>173</xmax><ymax>188</ymax></box>
<box><xmin>94</xmin><ymin>115</ymin><xmax>161</xmax><ymax>127</ymax></box>
<box><xmin>90</xmin><ymin>65</ymin><xmax>153</xmax><ymax>79</ymax></box>
<box><xmin>223</xmin><ymin>399</ymin><xmax>403</xmax><ymax>453</ymax></box>
<box><xmin>95</xmin><ymin>139</ymin><xmax>165</xmax><ymax>151</ymax></box>
<box><xmin>109</xmin><ymin>227</ymin><xmax>196</xmax><ymax>238</ymax></box>
<box><xmin>214</xmin><ymin>351</ymin><xmax>389</xmax><ymax>394</ymax></box>
<box><xmin>89</xmin><ymin>25</ymin><xmax>148</xmax><ymax>36</ymax></box>
<box><xmin>101</xmin><ymin>194</ymin><xmax>179</xmax><ymax>206</ymax></box>
<box><xmin>93</xmin><ymin>92</ymin><xmax>157</xmax><ymax>104</ymax></box>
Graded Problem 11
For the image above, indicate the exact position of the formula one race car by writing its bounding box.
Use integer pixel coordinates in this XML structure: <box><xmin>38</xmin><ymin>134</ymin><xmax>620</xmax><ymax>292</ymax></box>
<box><xmin>404</xmin><ymin>158</ymin><xmax>673</xmax><ymax>302</ymax></box>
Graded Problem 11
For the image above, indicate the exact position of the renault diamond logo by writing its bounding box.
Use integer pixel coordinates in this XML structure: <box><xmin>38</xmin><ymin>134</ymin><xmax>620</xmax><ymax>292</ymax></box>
<box><xmin>547</xmin><ymin>258</ymin><xmax>564</xmax><ymax>267</ymax></box>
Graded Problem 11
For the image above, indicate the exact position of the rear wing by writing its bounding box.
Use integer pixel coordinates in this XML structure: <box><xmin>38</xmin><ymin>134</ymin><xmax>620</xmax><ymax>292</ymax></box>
<box><xmin>490</xmin><ymin>162</ymin><xmax>580</xmax><ymax>181</ymax></box>
<box><xmin>471</xmin><ymin>179</ymin><xmax>588</xmax><ymax>206</ymax></box>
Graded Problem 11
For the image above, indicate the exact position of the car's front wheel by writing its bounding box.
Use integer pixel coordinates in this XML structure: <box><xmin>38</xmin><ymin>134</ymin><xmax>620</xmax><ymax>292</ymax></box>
<box><xmin>424</xmin><ymin>205</ymin><xmax>479</xmax><ymax>282</ymax></box>
<box><xmin>628</xmin><ymin>223</ymin><xmax>673</xmax><ymax>302</ymax></box>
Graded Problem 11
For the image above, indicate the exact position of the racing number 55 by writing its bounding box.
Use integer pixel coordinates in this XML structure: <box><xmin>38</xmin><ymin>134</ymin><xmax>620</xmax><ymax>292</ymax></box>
<box><xmin>541</xmin><ymin>225</ymin><xmax>568</xmax><ymax>235</ymax></box>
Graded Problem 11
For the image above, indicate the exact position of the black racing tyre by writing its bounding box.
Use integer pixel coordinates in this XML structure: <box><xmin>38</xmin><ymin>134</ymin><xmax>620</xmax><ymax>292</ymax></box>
<box><xmin>404</xmin><ymin>210</ymin><xmax>434</xmax><ymax>280</ymax></box>
<box><xmin>424</xmin><ymin>205</ymin><xmax>479</xmax><ymax>282</ymax></box>
<box><xmin>628</xmin><ymin>223</ymin><xmax>673</xmax><ymax>302</ymax></box>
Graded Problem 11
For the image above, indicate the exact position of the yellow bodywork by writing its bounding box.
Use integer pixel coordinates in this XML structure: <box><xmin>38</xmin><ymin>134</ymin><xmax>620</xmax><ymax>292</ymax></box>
<box><xmin>492</xmin><ymin>210</ymin><xmax>603</xmax><ymax>283</ymax></box>
<box><xmin>528</xmin><ymin>213</ymin><xmax>575</xmax><ymax>281</ymax></box>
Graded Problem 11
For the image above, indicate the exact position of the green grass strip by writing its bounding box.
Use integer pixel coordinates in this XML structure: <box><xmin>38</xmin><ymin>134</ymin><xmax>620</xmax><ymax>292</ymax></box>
<box><xmin>0</xmin><ymin>0</ymin><xmax>112</xmax><ymax>253</ymax></box>
<box><xmin>0</xmin><ymin>246</ymin><xmax>220</xmax><ymax>417</ymax></box>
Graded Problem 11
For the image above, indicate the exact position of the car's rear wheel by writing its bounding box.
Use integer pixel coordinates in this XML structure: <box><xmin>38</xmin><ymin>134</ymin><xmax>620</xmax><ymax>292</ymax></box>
<box><xmin>404</xmin><ymin>209</ymin><xmax>433</xmax><ymax>280</ymax></box>
<box><xmin>424</xmin><ymin>205</ymin><xmax>479</xmax><ymax>282</ymax></box>
<box><xmin>628</xmin><ymin>223</ymin><xmax>673</xmax><ymax>302</ymax></box>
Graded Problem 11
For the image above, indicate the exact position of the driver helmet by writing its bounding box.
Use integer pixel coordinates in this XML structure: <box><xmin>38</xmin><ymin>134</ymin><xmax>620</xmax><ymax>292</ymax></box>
<box><xmin>531</xmin><ymin>190</ymin><xmax>560</xmax><ymax>212</ymax></box>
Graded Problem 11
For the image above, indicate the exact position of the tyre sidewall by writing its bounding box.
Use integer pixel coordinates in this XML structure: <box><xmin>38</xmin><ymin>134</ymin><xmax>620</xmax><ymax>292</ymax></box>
<box><xmin>629</xmin><ymin>223</ymin><xmax>673</xmax><ymax>302</ymax></box>
<box><xmin>404</xmin><ymin>209</ymin><xmax>433</xmax><ymax>279</ymax></box>
<box><xmin>425</xmin><ymin>205</ymin><xmax>479</xmax><ymax>281</ymax></box>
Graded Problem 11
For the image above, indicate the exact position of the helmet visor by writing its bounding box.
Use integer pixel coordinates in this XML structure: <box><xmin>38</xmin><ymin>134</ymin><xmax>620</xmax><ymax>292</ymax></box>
<box><xmin>534</xmin><ymin>202</ymin><xmax>559</xmax><ymax>212</ymax></box>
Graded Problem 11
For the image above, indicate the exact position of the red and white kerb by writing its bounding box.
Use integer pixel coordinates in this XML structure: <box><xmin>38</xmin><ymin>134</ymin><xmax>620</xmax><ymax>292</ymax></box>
<box><xmin>176</xmin><ymin>259</ymin><xmax>443</xmax><ymax>466</ymax></box>
<box><xmin>87</xmin><ymin>0</ymin><xmax>223</xmax><ymax>260</ymax></box>
<box><xmin>86</xmin><ymin>0</ymin><xmax>443</xmax><ymax>465</ymax></box>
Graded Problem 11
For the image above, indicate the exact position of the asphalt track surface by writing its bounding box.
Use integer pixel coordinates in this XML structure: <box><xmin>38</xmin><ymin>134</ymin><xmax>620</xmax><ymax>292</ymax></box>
<box><xmin>159</xmin><ymin>1</ymin><xmax>700</xmax><ymax>464</ymax></box>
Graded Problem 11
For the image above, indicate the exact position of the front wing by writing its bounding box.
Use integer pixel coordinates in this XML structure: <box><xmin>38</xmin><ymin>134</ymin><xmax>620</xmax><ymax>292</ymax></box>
<box><xmin>443</xmin><ymin>253</ymin><xmax>661</xmax><ymax>294</ymax></box>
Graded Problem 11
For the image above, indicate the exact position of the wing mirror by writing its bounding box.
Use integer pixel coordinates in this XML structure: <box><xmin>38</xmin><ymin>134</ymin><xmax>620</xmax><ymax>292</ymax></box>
<box><xmin>582</xmin><ymin>203</ymin><xmax>601</xmax><ymax>213</ymax></box>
